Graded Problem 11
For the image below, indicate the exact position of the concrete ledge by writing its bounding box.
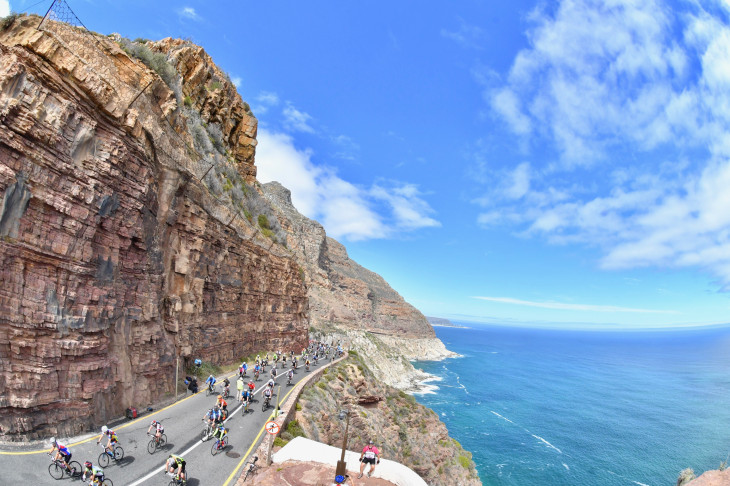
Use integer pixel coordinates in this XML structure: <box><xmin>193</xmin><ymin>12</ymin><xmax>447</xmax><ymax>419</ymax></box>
<box><xmin>273</xmin><ymin>437</ymin><xmax>428</xmax><ymax>486</ymax></box>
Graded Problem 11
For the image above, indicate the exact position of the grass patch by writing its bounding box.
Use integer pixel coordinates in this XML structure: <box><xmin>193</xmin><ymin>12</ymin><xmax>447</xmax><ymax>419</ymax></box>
<box><xmin>273</xmin><ymin>436</ymin><xmax>288</xmax><ymax>447</ymax></box>
<box><xmin>458</xmin><ymin>454</ymin><xmax>471</xmax><ymax>469</ymax></box>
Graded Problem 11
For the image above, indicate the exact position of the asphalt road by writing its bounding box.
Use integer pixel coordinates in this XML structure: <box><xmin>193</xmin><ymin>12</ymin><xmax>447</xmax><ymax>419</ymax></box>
<box><xmin>0</xmin><ymin>357</ymin><xmax>331</xmax><ymax>486</ymax></box>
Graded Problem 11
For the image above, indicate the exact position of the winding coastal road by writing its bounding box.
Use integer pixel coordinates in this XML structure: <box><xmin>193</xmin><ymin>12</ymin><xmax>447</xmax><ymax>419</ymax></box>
<box><xmin>0</xmin><ymin>357</ymin><xmax>331</xmax><ymax>486</ymax></box>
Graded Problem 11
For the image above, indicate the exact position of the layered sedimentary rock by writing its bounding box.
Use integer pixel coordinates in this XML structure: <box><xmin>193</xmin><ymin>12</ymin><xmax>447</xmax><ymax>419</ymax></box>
<box><xmin>0</xmin><ymin>16</ymin><xmax>307</xmax><ymax>440</ymax></box>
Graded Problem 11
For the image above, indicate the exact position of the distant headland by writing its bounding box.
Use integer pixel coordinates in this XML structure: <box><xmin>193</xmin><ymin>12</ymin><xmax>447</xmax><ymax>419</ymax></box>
<box><xmin>427</xmin><ymin>316</ymin><xmax>469</xmax><ymax>328</ymax></box>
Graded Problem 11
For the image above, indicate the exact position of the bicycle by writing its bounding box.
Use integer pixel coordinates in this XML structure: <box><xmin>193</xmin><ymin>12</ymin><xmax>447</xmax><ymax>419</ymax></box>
<box><xmin>146</xmin><ymin>432</ymin><xmax>168</xmax><ymax>454</ymax></box>
<box><xmin>48</xmin><ymin>455</ymin><xmax>82</xmax><ymax>480</ymax></box>
<box><xmin>262</xmin><ymin>395</ymin><xmax>271</xmax><ymax>412</ymax></box>
<box><xmin>201</xmin><ymin>420</ymin><xmax>215</xmax><ymax>441</ymax></box>
<box><xmin>206</xmin><ymin>383</ymin><xmax>217</xmax><ymax>397</ymax></box>
<box><xmin>90</xmin><ymin>476</ymin><xmax>114</xmax><ymax>486</ymax></box>
<box><xmin>254</xmin><ymin>370</ymin><xmax>260</xmax><ymax>381</ymax></box>
<box><xmin>98</xmin><ymin>443</ymin><xmax>124</xmax><ymax>467</ymax></box>
<box><xmin>242</xmin><ymin>455</ymin><xmax>259</xmax><ymax>482</ymax></box>
<box><xmin>287</xmin><ymin>374</ymin><xmax>293</xmax><ymax>386</ymax></box>
<box><xmin>241</xmin><ymin>396</ymin><xmax>251</xmax><ymax>415</ymax></box>
<box><xmin>210</xmin><ymin>434</ymin><xmax>229</xmax><ymax>455</ymax></box>
<box><xmin>167</xmin><ymin>473</ymin><xmax>187</xmax><ymax>486</ymax></box>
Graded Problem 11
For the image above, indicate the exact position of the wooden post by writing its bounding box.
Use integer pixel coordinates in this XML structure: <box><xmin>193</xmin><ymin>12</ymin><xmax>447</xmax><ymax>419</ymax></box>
<box><xmin>175</xmin><ymin>356</ymin><xmax>179</xmax><ymax>401</ymax></box>
<box><xmin>335</xmin><ymin>411</ymin><xmax>350</xmax><ymax>476</ymax></box>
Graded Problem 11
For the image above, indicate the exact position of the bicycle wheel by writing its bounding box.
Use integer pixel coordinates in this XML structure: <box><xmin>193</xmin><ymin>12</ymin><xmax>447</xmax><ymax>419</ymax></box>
<box><xmin>98</xmin><ymin>451</ymin><xmax>110</xmax><ymax>468</ymax></box>
<box><xmin>211</xmin><ymin>439</ymin><xmax>220</xmax><ymax>456</ymax></box>
<box><xmin>113</xmin><ymin>445</ymin><xmax>124</xmax><ymax>461</ymax></box>
<box><xmin>147</xmin><ymin>438</ymin><xmax>157</xmax><ymax>454</ymax></box>
<box><xmin>102</xmin><ymin>479</ymin><xmax>113</xmax><ymax>486</ymax></box>
<box><xmin>48</xmin><ymin>462</ymin><xmax>64</xmax><ymax>480</ymax></box>
<box><xmin>67</xmin><ymin>460</ymin><xmax>82</xmax><ymax>477</ymax></box>
<box><xmin>261</xmin><ymin>400</ymin><xmax>268</xmax><ymax>412</ymax></box>
<box><xmin>159</xmin><ymin>434</ymin><xmax>167</xmax><ymax>447</ymax></box>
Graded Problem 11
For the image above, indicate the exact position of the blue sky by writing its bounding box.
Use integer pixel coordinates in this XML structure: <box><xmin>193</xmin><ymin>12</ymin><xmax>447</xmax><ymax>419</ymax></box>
<box><xmin>6</xmin><ymin>0</ymin><xmax>730</xmax><ymax>329</ymax></box>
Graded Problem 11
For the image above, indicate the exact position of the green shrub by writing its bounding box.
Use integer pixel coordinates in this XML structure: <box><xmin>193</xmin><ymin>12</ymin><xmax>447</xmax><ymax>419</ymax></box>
<box><xmin>273</xmin><ymin>437</ymin><xmax>288</xmax><ymax>447</ymax></box>
<box><xmin>258</xmin><ymin>214</ymin><xmax>270</xmax><ymax>230</ymax></box>
<box><xmin>1</xmin><ymin>12</ymin><xmax>20</xmax><ymax>31</ymax></box>
<box><xmin>295</xmin><ymin>402</ymin><xmax>302</xmax><ymax>411</ymax></box>
<box><xmin>677</xmin><ymin>468</ymin><xmax>696</xmax><ymax>486</ymax></box>
<box><xmin>183</xmin><ymin>96</ymin><xmax>193</xmax><ymax>107</ymax></box>
<box><xmin>317</xmin><ymin>381</ymin><xmax>326</xmax><ymax>390</ymax></box>
<box><xmin>286</xmin><ymin>420</ymin><xmax>305</xmax><ymax>438</ymax></box>
<box><xmin>458</xmin><ymin>454</ymin><xmax>470</xmax><ymax>469</ymax></box>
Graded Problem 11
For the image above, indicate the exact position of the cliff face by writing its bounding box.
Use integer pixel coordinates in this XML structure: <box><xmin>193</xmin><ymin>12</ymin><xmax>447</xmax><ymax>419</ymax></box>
<box><xmin>0</xmin><ymin>16</ymin><xmax>308</xmax><ymax>440</ymax></box>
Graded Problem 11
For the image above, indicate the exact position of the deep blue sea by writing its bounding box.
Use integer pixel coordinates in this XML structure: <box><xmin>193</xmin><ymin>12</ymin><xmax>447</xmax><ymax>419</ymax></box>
<box><xmin>413</xmin><ymin>324</ymin><xmax>730</xmax><ymax>486</ymax></box>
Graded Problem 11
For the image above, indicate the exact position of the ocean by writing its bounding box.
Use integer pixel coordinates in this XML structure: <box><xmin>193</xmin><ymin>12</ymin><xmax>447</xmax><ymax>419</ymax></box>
<box><xmin>412</xmin><ymin>324</ymin><xmax>730</xmax><ymax>486</ymax></box>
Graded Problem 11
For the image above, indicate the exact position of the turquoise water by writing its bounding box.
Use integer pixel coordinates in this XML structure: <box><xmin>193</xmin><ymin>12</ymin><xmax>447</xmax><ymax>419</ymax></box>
<box><xmin>413</xmin><ymin>324</ymin><xmax>730</xmax><ymax>486</ymax></box>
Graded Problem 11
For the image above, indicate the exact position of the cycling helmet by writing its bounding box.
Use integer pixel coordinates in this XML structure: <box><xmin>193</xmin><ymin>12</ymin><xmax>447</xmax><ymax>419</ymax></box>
<box><xmin>217</xmin><ymin>395</ymin><xmax>222</xmax><ymax>399</ymax></box>
<box><xmin>335</xmin><ymin>475</ymin><xmax>346</xmax><ymax>484</ymax></box>
<box><xmin>101</xmin><ymin>425</ymin><xmax>108</xmax><ymax>433</ymax></box>
<box><xmin>84</xmin><ymin>461</ymin><xmax>92</xmax><ymax>468</ymax></box>
<box><xmin>49</xmin><ymin>437</ymin><xmax>56</xmax><ymax>445</ymax></box>
<box><xmin>150</xmin><ymin>420</ymin><xmax>158</xmax><ymax>425</ymax></box>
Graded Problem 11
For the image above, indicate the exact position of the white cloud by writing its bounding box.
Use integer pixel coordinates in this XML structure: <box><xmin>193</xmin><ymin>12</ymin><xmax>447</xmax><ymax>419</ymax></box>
<box><xmin>472</xmin><ymin>296</ymin><xmax>677</xmax><ymax>314</ymax></box>
<box><xmin>476</xmin><ymin>0</ymin><xmax>730</xmax><ymax>290</ymax></box>
<box><xmin>252</xmin><ymin>91</ymin><xmax>279</xmax><ymax>115</ymax></box>
<box><xmin>177</xmin><ymin>7</ymin><xmax>200</xmax><ymax>21</ymax></box>
<box><xmin>282</xmin><ymin>104</ymin><xmax>315</xmax><ymax>133</ymax></box>
<box><xmin>441</xmin><ymin>17</ymin><xmax>486</xmax><ymax>49</ymax></box>
<box><xmin>231</xmin><ymin>77</ymin><xmax>242</xmax><ymax>88</ymax></box>
<box><xmin>0</xmin><ymin>1</ymin><xmax>10</xmax><ymax>18</ymax></box>
<box><xmin>256</xmin><ymin>129</ymin><xmax>439</xmax><ymax>241</ymax></box>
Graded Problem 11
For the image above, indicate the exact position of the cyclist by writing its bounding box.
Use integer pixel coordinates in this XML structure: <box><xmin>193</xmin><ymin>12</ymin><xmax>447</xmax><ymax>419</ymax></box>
<box><xmin>49</xmin><ymin>437</ymin><xmax>72</xmax><ymax>466</ymax></box>
<box><xmin>287</xmin><ymin>368</ymin><xmax>294</xmax><ymax>384</ymax></box>
<box><xmin>222</xmin><ymin>377</ymin><xmax>230</xmax><ymax>398</ymax></box>
<box><xmin>97</xmin><ymin>426</ymin><xmax>118</xmax><ymax>456</ymax></box>
<box><xmin>240</xmin><ymin>361</ymin><xmax>247</xmax><ymax>377</ymax></box>
<box><xmin>248</xmin><ymin>379</ymin><xmax>256</xmax><ymax>395</ymax></box>
<box><xmin>254</xmin><ymin>363</ymin><xmax>261</xmax><ymax>379</ymax></box>
<box><xmin>262</xmin><ymin>385</ymin><xmax>273</xmax><ymax>405</ymax></box>
<box><xmin>203</xmin><ymin>407</ymin><xmax>221</xmax><ymax>428</ymax></box>
<box><xmin>241</xmin><ymin>387</ymin><xmax>252</xmax><ymax>410</ymax></box>
<box><xmin>147</xmin><ymin>420</ymin><xmax>164</xmax><ymax>443</ymax></box>
<box><xmin>305</xmin><ymin>358</ymin><xmax>310</xmax><ymax>371</ymax></box>
<box><xmin>292</xmin><ymin>357</ymin><xmax>298</xmax><ymax>370</ymax></box>
<box><xmin>82</xmin><ymin>461</ymin><xmax>104</xmax><ymax>485</ymax></box>
<box><xmin>212</xmin><ymin>423</ymin><xmax>228</xmax><ymax>449</ymax></box>
<box><xmin>205</xmin><ymin>374</ymin><xmax>216</xmax><ymax>393</ymax></box>
<box><xmin>270</xmin><ymin>366</ymin><xmax>278</xmax><ymax>380</ymax></box>
<box><xmin>237</xmin><ymin>375</ymin><xmax>245</xmax><ymax>401</ymax></box>
<box><xmin>266</xmin><ymin>378</ymin><xmax>275</xmax><ymax>391</ymax></box>
<box><xmin>165</xmin><ymin>454</ymin><xmax>186</xmax><ymax>481</ymax></box>
<box><xmin>216</xmin><ymin>395</ymin><xmax>228</xmax><ymax>416</ymax></box>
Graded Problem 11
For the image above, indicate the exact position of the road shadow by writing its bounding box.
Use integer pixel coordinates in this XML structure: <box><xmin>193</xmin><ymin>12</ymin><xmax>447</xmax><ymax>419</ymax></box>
<box><xmin>186</xmin><ymin>479</ymin><xmax>201</xmax><ymax>486</ymax></box>
<box><xmin>116</xmin><ymin>455</ymin><xmax>136</xmax><ymax>468</ymax></box>
<box><xmin>160</xmin><ymin>442</ymin><xmax>174</xmax><ymax>452</ymax></box>
<box><xmin>226</xmin><ymin>451</ymin><xmax>240</xmax><ymax>458</ymax></box>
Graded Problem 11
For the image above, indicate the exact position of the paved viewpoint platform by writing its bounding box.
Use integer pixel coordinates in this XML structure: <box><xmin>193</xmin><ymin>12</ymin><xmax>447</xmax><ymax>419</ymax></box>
<box><xmin>273</xmin><ymin>437</ymin><xmax>428</xmax><ymax>486</ymax></box>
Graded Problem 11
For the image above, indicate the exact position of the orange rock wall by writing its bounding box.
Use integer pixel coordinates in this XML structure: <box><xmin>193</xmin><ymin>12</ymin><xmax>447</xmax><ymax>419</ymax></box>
<box><xmin>0</xmin><ymin>17</ymin><xmax>307</xmax><ymax>440</ymax></box>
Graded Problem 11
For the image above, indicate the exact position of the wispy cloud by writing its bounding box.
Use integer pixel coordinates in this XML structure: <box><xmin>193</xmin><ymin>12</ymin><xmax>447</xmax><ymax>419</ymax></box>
<box><xmin>252</xmin><ymin>91</ymin><xmax>279</xmax><ymax>115</ymax></box>
<box><xmin>0</xmin><ymin>1</ymin><xmax>10</xmax><ymax>18</ymax></box>
<box><xmin>282</xmin><ymin>104</ymin><xmax>315</xmax><ymax>133</ymax></box>
<box><xmin>474</xmin><ymin>0</ymin><xmax>730</xmax><ymax>290</ymax></box>
<box><xmin>231</xmin><ymin>77</ymin><xmax>242</xmax><ymax>88</ymax></box>
<box><xmin>177</xmin><ymin>6</ymin><xmax>201</xmax><ymax>21</ymax></box>
<box><xmin>441</xmin><ymin>17</ymin><xmax>486</xmax><ymax>50</ymax></box>
<box><xmin>256</xmin><ymin>129</ymin><xmax>439</xmax><ymax>241</ymax></box>
<box><xmin>472</xmin><ymin>296</ymin><xmax>677</xmax><ymax>314</ymax></box>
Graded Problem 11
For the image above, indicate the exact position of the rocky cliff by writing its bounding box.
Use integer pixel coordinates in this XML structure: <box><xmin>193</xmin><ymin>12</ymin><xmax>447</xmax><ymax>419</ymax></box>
<box><xmin>0</xmin><ymin>15</ymin><xmax>308</xmax><ymax>440</ymax></box>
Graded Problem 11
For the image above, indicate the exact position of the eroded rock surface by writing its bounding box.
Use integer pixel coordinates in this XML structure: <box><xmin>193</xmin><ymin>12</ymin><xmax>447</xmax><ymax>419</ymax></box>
<box><xmin>0</xmin><ymin>16</ymin><xmax>307</xmax><ymax>440</ymax></box>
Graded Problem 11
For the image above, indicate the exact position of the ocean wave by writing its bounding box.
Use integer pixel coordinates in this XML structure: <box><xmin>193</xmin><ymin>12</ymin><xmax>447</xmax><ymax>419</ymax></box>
<box><xmin>491</xmin><ymin>411</ymin><xmax>516</xmax><ymax>424</ymax></box>
<box><xmin>532</xmin><ymin>434</ymin><xmax>562</xmax><ymax>453</ymax></box>
<box><xmin>411</xmin><ymin>382</ymin><xmax>440</xmax><ymax>396</ymax></box>
<box><xmin>632</xmin><ymin>482</ymin><xmax>651</xmax><ymax>486</ymax></box>
<box><xmin>562</xmin><ymin>463</ymin><xmax>570</xmax><ymax>471</ymax></box>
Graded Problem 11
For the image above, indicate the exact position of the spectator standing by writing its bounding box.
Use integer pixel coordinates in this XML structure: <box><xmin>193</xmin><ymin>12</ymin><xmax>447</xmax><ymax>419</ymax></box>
<box><xmin>358</xmin><ymin>440</ymin><xmax>380</xmax><ymax>478</ymax></box>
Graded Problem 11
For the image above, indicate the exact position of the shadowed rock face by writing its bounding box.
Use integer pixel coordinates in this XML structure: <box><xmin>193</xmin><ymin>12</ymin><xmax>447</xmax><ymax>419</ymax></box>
<box><xmin>0</xmin><ymin>16</ymin><xmax>307</xmax><ymax>440</ymax></box>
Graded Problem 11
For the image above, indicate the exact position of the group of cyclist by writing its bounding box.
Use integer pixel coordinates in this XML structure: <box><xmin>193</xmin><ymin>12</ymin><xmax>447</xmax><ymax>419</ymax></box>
<box><xmin>46</xmin><ymin>343</ymin><xmax>344</xmax><ymax>485</ymax></box>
